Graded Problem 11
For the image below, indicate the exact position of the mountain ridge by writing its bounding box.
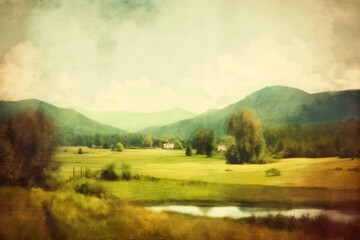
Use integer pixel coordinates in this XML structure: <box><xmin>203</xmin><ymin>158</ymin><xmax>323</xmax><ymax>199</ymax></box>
<box><xmin>1</xmin><ymin>86</ymin><xmax>359</xmax><ymax>140</ymax></box>
<box><xmin>0</xmin><ymin>99</ymin><xmax>125</xmax><ymax>135</ymax></box>
<box><xmin>140</xmin><ymin>86</ymin><xmax>360</xmax><ymax>139</ymax></box>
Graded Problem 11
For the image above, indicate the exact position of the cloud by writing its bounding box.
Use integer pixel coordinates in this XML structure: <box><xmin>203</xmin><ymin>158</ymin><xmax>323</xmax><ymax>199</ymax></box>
<box><xmin>198</xmin><ymin>32</ymin><xmax>360</xmax><ymax>110</ymax></box>
<box><xmin>0</xmin><ymin>41</ymin><xmax>41</xmax><ymax>100</ymax></box>
<box><xmin>0</xmin><ymin>0</ymin><xmax>359</xmax><ymax>112</ymax></box>
<box><xmin>92</xmin><ymin>76</ymin><xmax>207</xmax><ymax>112</ymax></box>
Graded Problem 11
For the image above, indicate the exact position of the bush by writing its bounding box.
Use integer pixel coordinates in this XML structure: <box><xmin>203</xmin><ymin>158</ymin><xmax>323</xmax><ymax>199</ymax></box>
<box><xmin>185</xmin><ymin>145</ymin><xmax>193</xmax><ymax>156</ymax></box>
<box><xmin>112</xmin><ymin>142</ymin><xmax>124</xmax><ymax>152</ymax></box>
<box><xmin>265</xmin><ymin>168</ymin><xmax>281</xmax><ymax>177</ymax></box>
<box><xmin>121</xmin><ymin>163</ymin><xmax>131</xmax><ymax>180</ymax></box>
<box><xmin>225</xmin><ymin>145</ymin><xmax>240</xmax><ymax>164</ymax></box>
<box><xmin>74</xmin><ymin>181</ymin><xmax>106</xmax><ymax>198</ymax></box>
<box><xmin>205</xmin><ymin>144</ymin><xmax>214</xmax><ymax>158</ymax></box>
<box><xmin>100</xmin><ymin>164</ymin><xmax>119</xmax><ymax>181</ymax></box>
<box><xmin>85</xmin><ymin>168</ymin><xmax>97</xmax><ymax>178</ymax></box>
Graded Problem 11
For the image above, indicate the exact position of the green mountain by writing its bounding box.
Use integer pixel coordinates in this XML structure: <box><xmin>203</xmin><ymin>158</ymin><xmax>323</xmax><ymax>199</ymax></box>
<box><xmin>73</xmin><ymin>108</ymin><xmax>197</xmax><ymax>132</ymax></box>
<box><xmin>141</xmin><ymin>86</ymin><xmax>360</xmax><ymax>139</ymax></box>
<box><xmin>0</xmin><ymin>99</ymin><xmax>125</xmax><ymax>135</ymax></box>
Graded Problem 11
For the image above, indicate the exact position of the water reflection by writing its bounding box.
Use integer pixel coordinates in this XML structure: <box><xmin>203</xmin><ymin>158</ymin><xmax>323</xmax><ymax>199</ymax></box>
<box><xmin>148</xmin><ymin>205</ymin><xmax>359</xmax><ymax>222</ymax></box>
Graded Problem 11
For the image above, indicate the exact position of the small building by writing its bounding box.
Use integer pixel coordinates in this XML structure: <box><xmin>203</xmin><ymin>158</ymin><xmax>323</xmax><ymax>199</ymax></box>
<box><xmin>163</xmin><ymin>142</ymin><xmax>175</xmax><ymax>149</ymax></box>
<box><xmin>217</xmin><ymin>143</ymin><xmax>227</xmax><ymax>152</ymax></box>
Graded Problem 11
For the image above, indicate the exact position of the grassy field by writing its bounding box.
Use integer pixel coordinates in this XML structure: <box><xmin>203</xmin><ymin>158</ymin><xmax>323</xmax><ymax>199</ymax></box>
<box><xmin>4</xmin><ymin>186</ymin><xmax>358</xmax><ymax>240</ymax></box>
<box><xmin>54</xmin><ymin>147</ymin><xmax>360</xmax><ymax>210</ymax></box>
<box><xmin>1</xmin><ymin>147</ymin><xmax>360</xmax><ymax>240</ymax></box>
<box><xmin>56</xmin><ymin>147</ymin><xmax>360</xmax><ymax>188</ymax></box>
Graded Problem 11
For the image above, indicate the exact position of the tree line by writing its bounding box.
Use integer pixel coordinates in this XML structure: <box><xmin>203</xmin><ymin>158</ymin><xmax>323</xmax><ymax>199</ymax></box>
<box><xmin>189</xmin><ymin>110</ymin><xmax>360</xmax><ymax>163</ymax></box>
<box><xmin>59</xmin><ymin>109</ymin><xmax>360</xmax><ymax>161</ymax></box>
<box><xmin>264</xmin><ymin>119</ymin><xmax>360</xmax><ymax>158</ymax></box>
<box><xmin>58</xmin><ymin>131</ymin><xmax>185</xmax><ymax>150</ymax></box>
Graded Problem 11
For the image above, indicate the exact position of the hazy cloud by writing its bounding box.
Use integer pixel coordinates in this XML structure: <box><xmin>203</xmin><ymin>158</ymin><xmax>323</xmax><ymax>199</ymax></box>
<box><xmin>0</xmin><ymin>0</ymin><xmax>359</xmax><ymax>112</ymax></box>
<box><xmin>0</xmin><ymin>41</ymin><xmax>41</xmax><ymax>100</ymax></box>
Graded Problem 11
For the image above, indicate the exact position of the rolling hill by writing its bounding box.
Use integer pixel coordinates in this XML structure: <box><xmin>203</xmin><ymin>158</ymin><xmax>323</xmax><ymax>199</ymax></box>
<box><xmin>0</xmin><ymin>99</ymin><xmax>125</xmax><ymax>135</ymax></box>
<box><xmin>73</xmin><ymin>108</ymin><xmax>197</xmax><ymax>132</ymax></box>
<box><xmin>141</xmin><ymin>86</ymin><xmax>360</xmax><ymax>139</ymax></box>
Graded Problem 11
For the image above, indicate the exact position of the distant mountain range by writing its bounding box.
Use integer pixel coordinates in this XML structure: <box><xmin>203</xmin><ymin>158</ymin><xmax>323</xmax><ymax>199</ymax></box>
<box><xmin>0</xmin><ymin>99</ymin><xmax>124</xmax><ymax>135</ymax></box>
<box><xmin>1</xmin><ymin>86</ymin><xmax>359</xmax><ymax>140</ymax></box>
<box><xmin>140</xmin><ymin>86</ymin><xmax>360</xmax><ymax>139</ymax></box>
<box><xmin>73</xmin><ymin>107</ymin><xmax>197</xmax><ymax>132</ymax></box>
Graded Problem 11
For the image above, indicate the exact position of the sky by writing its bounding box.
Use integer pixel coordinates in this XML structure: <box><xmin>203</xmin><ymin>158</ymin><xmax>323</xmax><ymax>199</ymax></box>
<box><xmin>0</xmin><ymin>0</ymin><xmax>359</xmax><ymax>113</ymax></box>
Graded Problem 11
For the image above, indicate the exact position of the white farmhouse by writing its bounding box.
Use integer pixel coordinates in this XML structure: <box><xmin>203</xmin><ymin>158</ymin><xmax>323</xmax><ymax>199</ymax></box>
<box><xmin>217</xmin><ymin>143</ymin><xmax>227</xmax><ymax>152</ymax></box>
<box><xmin>163</xmin><ymin>142</ymin><xmax>175</xmax><ymax>149</ymax></box>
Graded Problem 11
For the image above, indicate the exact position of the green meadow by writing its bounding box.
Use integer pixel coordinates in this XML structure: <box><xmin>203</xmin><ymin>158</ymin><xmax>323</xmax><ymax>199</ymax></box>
<box><xmin>1</xmin><ymin>146</ymin><xmax>360</xmax><ymax>240</ymax></box>
<box><xmin>2</xmin><ymin>146</ymin><xmax>360</xmax><ymax>240</ymax></box>
<box><xmin>55</xmin><ymin>147</ymin><xmax>360</xmax><ymax>210</ymax></box>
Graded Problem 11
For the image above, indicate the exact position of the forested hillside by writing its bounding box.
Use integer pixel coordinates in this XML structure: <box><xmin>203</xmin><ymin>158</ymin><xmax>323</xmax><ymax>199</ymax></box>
<box><xmin>142</xmin><ymin>86</ymin><xmax>360</xmax><ymax>139</ymax></box>
<box><xmin>0</xmin><ymin>99</ymin><xmax>125</xmax><ymax>144</ymax></box>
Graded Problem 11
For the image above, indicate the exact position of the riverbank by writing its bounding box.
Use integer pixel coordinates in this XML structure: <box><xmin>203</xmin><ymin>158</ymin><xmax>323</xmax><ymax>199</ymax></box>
<box><xmin>1</xmin><ymin>186</ymin><xmax>360</xmax><ymax>240</ymax></box>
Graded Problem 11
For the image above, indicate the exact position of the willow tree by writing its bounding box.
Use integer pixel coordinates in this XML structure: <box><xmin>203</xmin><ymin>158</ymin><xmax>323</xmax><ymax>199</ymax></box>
<box><xmin>227</xmin><ymin>109</ymin><xmax>266</xmax><ymax>164</ymax></box>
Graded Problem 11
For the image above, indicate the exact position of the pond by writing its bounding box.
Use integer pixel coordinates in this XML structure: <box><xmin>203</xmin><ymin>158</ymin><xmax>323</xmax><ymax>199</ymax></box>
<box><xmin>148</xmin><ymin>205</ymin><xmax>359</xmax><ymax>223</ymax></box>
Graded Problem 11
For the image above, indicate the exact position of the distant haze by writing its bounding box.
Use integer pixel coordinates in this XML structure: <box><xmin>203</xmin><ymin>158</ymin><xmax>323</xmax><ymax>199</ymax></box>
<box><xmin>75</xmin><ymin>107</ymin><xmax>197</xmax><ymax>132</ymax></box>
<box><xmin>0</xmin><ymin>0</ymin><xmax>359</xmax><ymax>113</ymax></box>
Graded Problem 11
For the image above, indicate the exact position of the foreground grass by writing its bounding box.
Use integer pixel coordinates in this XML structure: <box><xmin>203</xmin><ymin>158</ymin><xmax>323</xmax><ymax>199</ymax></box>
<box><xmin>1</xmin><ymin>186</ymin><xmax>359</xmax><ymax>240</ymax></box>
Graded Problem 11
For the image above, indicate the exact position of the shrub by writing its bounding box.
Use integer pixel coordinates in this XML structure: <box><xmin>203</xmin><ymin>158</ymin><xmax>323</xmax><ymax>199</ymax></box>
<box><xmin>112</xmin><ymin>142</ymin><xmax>124</xmax><ymax>152</ymax></box>
<box><xmin>205</xmin><ymin>144</ymin><xmax>214</xmax><ymax>158</ymax></box>
<box><xmin>100</xmin><ymin>164</ymin><xmax>119</xmax><ymax>181</ymax></box>
<box><xmin>265</xmin><ymin>168</ymin><xmax>281</xmax><ymax>177</ymax></box>
<box><xmin>121</xmin><ymin>163</ymin><xmax>131</xmax><ymax>180</ymax></box>
<box><xmin>74</xmin><ymin>181</ymin><xmax>106</xmax><ymax>198</ymax></box>
<box><xmin>85</xmin><ymin>168</ymin><xmax>97</xmax><ymax>178</ymax></box>
<box><xmin>185</xmin><ymin>145</ymin><xmax>193</xmax><ymax>156</ymax></box>
<box><xmin>225</xmin><ymin>145</ymin><xmax>240</xmax><ymax>164</ymax></box>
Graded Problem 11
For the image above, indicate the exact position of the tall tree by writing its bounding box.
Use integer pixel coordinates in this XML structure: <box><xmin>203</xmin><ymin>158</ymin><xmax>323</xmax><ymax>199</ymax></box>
<box><xmin>227</xmin><ymin>109</ymin><xmax>266</xmax><ymax>164</ymax></box>
<box><xmin>0</xmin><ymin>109</ymin><xmax>57</xmax><ymax>187</ymax></box>
<box><xmin>142</xmin><ymin>135</ymin><xmax>153</xmax><ymax>148</ymax></box>
<box><xmin>192</xmin><ymin>130</ymin><xmax>214</xmax><ymax>156</ymax></box>
<box><xmin>185</xmin><ymin>144</ymin><xmax>193</xmax><ymax>156</ymax></box>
